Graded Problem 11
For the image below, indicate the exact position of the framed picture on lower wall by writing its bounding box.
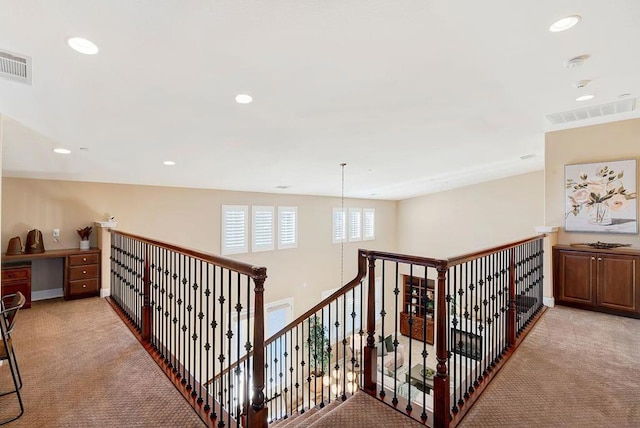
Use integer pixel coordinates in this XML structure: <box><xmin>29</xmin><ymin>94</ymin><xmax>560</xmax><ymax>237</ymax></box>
<box><xmin>565</xmin><ymin>159</ymin><xmax>638</xmax><ymax>234</ymax></box>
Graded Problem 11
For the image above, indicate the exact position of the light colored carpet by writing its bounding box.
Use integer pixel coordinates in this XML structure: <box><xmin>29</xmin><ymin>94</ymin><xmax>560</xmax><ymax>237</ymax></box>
<box><xmin>459</xmin><ymin>306</ymin><xmax>640</xmax><ymax>428</ymax></box>
<box><xmin>0</xmin><ymin>297</ymin><xmax>205</xmax><ymax>427</ymax></box>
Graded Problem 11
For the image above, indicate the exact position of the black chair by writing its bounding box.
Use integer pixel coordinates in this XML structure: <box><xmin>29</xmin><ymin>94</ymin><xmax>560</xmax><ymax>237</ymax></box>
<box><xmin>0</xmin><ymin>292</ymin><xmax>26</xmax><ymax>425</ymax></box>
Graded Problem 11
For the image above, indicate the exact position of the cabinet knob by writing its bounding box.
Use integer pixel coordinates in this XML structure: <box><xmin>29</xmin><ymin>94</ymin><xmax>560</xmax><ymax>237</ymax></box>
<box><xmin>82</xmin><ymin>270</ymin><xmax>87</xmax><ymax>274</ymax></box>
<box><xmin>82</xmin><ymin>257</ymin><xmax>87</xmax><ymax>262</ymax></box>
<box><xmin>82</xmin><ymin>284</ymin><xmax>87</xmax><ymax>288</ymax></box>
<box><xmin>591</xmin><ymin>257</ymin><xmax>595</xmax><ymax>260</ymax></box>
<box><xmin>598</xmin><ymin>258</ymin><xmax>602</xmax><ymax>261</ymax></box>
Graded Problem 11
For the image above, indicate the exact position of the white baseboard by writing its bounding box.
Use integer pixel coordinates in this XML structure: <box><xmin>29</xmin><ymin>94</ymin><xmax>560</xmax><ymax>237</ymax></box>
<box><xmin>100</xmin><ymin>288</ymin><xmax>111</xmax><ymax>298</ymax></box>
<box><xmin>543</xmin><ymin>297</ymin><xmax>555</xmax><ymax>307</ymax></box>
<box><xmin>32</xmin><ymin>288</ymin><xmax>64</xmax><ymax>301</ymax></box>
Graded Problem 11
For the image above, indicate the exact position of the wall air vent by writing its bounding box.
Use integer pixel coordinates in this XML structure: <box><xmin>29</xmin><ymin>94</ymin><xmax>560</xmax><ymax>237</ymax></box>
<box><xmin>0</xmin><ymin>49</ymin><xmax>32</xmax><ymax>85</ymax></box>
<box><xmin>546</xmin><ymin>98</ymin><xmax>636</xmax><ymax>125</ymax></box>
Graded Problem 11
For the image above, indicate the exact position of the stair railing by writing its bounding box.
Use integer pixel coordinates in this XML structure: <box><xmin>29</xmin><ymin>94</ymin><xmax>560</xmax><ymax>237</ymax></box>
<box><xmin>109</xmin><ymin>230</ymin><xmax>268</xmax><ymax>428</ymax></box>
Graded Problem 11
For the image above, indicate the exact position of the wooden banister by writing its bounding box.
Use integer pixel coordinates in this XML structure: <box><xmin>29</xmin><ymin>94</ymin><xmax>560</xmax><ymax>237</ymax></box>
<box><xmin>446</xmin><ymin>234</ymin><xmax>546</xmax><ymax>267</ymax></box>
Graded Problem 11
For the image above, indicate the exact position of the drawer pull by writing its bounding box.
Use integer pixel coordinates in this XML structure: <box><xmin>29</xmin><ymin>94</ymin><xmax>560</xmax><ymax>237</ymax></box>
<box><xmin>82</xmin><ymin>284</ymin><xmax>87</xmax><ymax>288</ymax></box>
<box><xmin>83</xmin><ymin>257</ymin><xmax>87</xmax><ymax>262</ymax></box>
<box><xmin>591</xmin><ymin>257</ymin><xmax>595</xmax><ymax>260</ymax></box>
<box><xmin>598</xmin><ymin>258</ymin><xmax>602</xmax><ymax>261</ymax></box>
<box><xmin>83</xmin><ymin>270</ymin><xmax>87</xmax><ymax>274</ymax></box>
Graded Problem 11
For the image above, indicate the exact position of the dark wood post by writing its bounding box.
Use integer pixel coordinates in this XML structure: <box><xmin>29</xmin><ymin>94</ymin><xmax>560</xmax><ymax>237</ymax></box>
<box><xmin>433</xmin><ymin>264</ymin><xmax>450</xmax><ymax>428</ymax></box>
<box><xmin>363</xmin><ymin>253</ymin><xmax>378</xmax><ymax>395</ymax></box>
<box><xmin>507</xmin><ymin>248</ymin><xmax>516</xmax><ymax>347</ymax></box>
<box><xmin>141</xmin><ymin>243</ymin><xmax>151</xmax><ymax>342</ymax></box>
<box><xmin>248</xmin><ymin>267</ymin><xmax>268</xmax><ymax>428</ymax></box>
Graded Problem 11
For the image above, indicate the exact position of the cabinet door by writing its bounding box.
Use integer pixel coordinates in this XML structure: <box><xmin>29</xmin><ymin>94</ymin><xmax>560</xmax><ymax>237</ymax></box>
<box><xmin>557</xmin><ymin>251</ymin><xmax>595</xmax><ymax>305</ymax></box>
<box><xmin>597</xmin><ymin>254</ymin><xmax>639</xmax><ymax>314</ymax></box>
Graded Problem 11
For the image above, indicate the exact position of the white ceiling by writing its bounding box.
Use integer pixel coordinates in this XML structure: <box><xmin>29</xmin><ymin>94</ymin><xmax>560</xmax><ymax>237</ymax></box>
<box><xmin>1</xmin><ymin>1</ymin><xmax>639</xmax><ymax>200</ymax></box>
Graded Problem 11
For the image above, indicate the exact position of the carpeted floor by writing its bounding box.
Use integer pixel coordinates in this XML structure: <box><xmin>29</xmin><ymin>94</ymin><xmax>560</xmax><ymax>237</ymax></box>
<box><xmin>459</xmin><ymin>305</ymin><xmax>640</xmax><ymax>428</ymax></box>
<box><xmin>0</xmin><ymin>297</ymin><xmax>205</xmax><ymax>427</ymax></box>
<box><xmin>2</xmin><ymin>298</ymin><xmax>639</xmax><ymax>427</ymax></box>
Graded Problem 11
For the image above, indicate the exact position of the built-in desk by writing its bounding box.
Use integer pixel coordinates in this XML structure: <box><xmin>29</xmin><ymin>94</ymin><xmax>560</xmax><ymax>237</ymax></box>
<box><xmin>2</xmin><ymin>248</ymin><xmax>101</xmax><ymax>302</ymax></box>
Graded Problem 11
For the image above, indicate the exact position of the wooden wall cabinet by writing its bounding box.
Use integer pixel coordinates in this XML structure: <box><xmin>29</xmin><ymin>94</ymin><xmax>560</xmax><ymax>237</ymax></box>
<box><xmin>399</xmin><ymin>274</ymin><xmax>434</xmax><ymax>344</ymax></box>
<box><xmin>553</xmin><ymin>245</ymin><xmax>640</xmax><ymax>318</ymax></box>
<box><xmin>1</xmin><ymin>263</ymin><xmax>32</xmax><ymax>309</ymax></box>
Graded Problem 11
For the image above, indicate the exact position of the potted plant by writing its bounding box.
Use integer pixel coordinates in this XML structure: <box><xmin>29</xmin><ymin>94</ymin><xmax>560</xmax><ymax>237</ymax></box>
<box><xmin>77</xmin><ymin>226</ymin><xmax>92</xmax><ymax>250</ymax></box>
<box><xmin>306</xmin><ymin>314</ymin><xmax>331</xmax><ymax>391</ymax></box>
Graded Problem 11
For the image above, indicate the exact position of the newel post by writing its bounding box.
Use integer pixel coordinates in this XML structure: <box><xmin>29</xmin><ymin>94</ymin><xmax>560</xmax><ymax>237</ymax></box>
<box><xmin>248</xmin><ymin>267</ymin><xmax>268</xmax><ymax>428</ymax></box>
<box><xmin>433</xmin><ymin>264</ymin><xmax>450</xmax><ymax>428</ymax></box>
<box><xmin>141</xmin><ymin>243</ymin><xmax>152</xmax><ymax>342</ymax></box>
<box><xmin>363</xmin><ymin>253</ymin><xmax>378</xmax><ymax>395</ymax></box>
<box><xmin>507</xmin><ymin>248</ymin><xmax>517</xmax><ymax>347</ymax></box>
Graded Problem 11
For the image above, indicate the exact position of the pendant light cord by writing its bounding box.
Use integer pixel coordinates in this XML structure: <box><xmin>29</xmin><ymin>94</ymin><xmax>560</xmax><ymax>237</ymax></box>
<box><xmin>340</xmin><ymin>163</ymin><xmax>346</xmax><ymax>287</ymax></box>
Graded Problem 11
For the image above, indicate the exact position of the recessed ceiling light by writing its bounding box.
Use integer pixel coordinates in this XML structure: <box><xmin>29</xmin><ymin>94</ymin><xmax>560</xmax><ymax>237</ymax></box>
<box><xmin>163</xmin><ymin>160</ymin><xmax>176</xmax><ymax>166</ymax></box>
<box><xmin>53</xmin><ymin>148</ymin><xmax>71</xmax><ymax>154</ymax></box>
<box><xmin>576</xmin><ymin>94</ymin><xmax>595</xmax><ymax>102</ymax></box>
<box><xmin>549</xmin><ymin>15</ymin><xmax>581</xmax><ymax>32</ymax></box>
<box><xmin>67</xmin><ymin>37</ymin><xmax>99</xmax><ymax>55</ymax></box>
<box><xmin>235</xmin><ymin>94</ymin><xmax>253</xmax><ymax>104</ymax></box>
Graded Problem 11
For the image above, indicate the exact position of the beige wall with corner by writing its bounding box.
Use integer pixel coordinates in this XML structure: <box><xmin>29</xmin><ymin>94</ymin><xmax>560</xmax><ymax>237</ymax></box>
<box><xmin>1</xmin><ymin>177</ymin><xmax>397</xmax><ymax>317</ymax></box>
<box><xmin>544</xmin><ymin>117</ymin><xmax>640</xmax><ymax>305</ymax></box>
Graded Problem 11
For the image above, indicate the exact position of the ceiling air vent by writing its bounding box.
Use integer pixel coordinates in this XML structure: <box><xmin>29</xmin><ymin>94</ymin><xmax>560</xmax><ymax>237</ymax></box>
<box><xmin>0</xmin><ymin>49</ymin><xmax>32</xmax><ymax>85</ymax></box>
<box><xmin>546</xmin><ymin>98</ymin><xmax>637</xmax><ymax>125</ymax></box>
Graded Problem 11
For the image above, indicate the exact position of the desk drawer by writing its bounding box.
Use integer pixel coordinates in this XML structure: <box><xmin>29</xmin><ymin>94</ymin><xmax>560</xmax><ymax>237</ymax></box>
<box><xmin>68</xmin><ymin>264</ymin><xmax>99</xmax><ymax>281</ymax></box>
<box><xmin>69</xmin><ymin>253</ymin><xmax>99</xmax><ymax>266</ymax></box>
<box><xmin>68</xmin><ymin>278</ymin><xmax>99</xmax><ymax>295</ymax></box>
<box><xmin>2</xmin><ymin>267</ymin><xmax>31</xmax><ymax>282</ymax></box>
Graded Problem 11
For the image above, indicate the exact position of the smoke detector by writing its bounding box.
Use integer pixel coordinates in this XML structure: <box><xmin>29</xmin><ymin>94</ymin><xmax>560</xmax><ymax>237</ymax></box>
<box><xmin>0</xmin><ymin>49</ymin><xmax>32</xmax><ymax>85</ymax></box>
<box><xmin>565</xmin><ymin>55</ymin><xmax>589</xmax><ymax>69</ymax></box>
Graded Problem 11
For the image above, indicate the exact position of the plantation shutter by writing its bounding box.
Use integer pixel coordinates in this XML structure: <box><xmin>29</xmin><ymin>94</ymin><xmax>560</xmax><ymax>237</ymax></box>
<box><xmin>332</xmin><ymin>208</ymin><xmax>346</xmax><ymax>244</ymax></box>
<box><xmin>252</xmin><ymin>206</ymin><xmax>274</xmax><ymax>252</ymax></box>
<box><xmin>349</xmin><ymin>208</ymin><xmax>362</xmax><ymax>242</ymax></box>
<box><xmin>278</xmin><ymin>207</ymin><xmax>298</xmax><ymax>249</ymax></box>
<box><xmin>363</xmin><ymin>208</ymin><xmax>375</xmax><ymax>241</ymax></box>
<box><xmin>222</xmin><ymin>205</ymin><xmax>248</xmax><ymax>255</ymax></box>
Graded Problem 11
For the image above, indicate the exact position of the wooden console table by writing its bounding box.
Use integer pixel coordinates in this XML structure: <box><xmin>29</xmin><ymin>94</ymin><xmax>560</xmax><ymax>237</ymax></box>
<box><xmin>2</xmin><ymin>248</ymin><xmax>101</xmax><ymax>302</ymax></box>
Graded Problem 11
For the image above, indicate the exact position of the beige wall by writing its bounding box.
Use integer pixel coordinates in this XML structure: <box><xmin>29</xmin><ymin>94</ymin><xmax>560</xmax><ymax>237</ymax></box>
<box><xmin>545</xmin><ymin>118</ymin><xmax>640</xmax><ymax>246</ymax></box>
<box><xmin>1</xmin><ymin>177</ymin><xmax>397</xmax><ymax>316</ymax></box>
<box><xmin>396</xmin><ymin>170</ymin><xmax>545</xmax><ymax>259</ymax></box>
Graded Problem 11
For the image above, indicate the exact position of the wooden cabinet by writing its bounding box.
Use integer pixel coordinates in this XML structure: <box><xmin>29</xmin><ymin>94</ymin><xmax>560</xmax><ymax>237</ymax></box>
<box><xmin>553</xmin><ymin>245</ymin><xmax>640</xmax><ymax>318</ymax></box>
<box><xmin>399</xmin><ymin>274</ymin><xmax>434</xmax><ymax>344</ymax></box>
<box><xmin>1</xmin><ymin>263</ymin><xmax>32</xmax><ymax>309</ymax></box>
<box><xmin>65</xmin><ymin>249</ymin><xmax>101</xmax><ymax>300</ymax></box>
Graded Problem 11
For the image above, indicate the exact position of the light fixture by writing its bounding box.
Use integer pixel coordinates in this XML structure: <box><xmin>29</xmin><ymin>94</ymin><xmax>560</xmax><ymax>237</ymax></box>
<box><xmin>163</xmin><ymin>160</ymin><xmax>176</xmax><ymax>166</ymax></box>
<box><xmin>549</xmin><ymin>15</ymin><xmax>581</xmax><ymax>32</ymax></box>
<box><xmin>235</xmin><ymin>94</ymin><xmax>253</xmax><ymax>104</ymax></box>
<box><xmin>67</xmin><ymin>37</ymin><xmax>99</xmax><ymax>55</ymax></box>
<box><xmin>53</xmin><ymin>148</ymin><xmax>71</xmax><ymax>154</ymax></box>
<box><xmin>565</xmin><ymin>55</ymin><xmax>589</xmax><ymax>69</ymax></box>
<box><xmin>576</xmin><ymin>94</ymin><xmax>595</xmax><ymax>102</ymax></box>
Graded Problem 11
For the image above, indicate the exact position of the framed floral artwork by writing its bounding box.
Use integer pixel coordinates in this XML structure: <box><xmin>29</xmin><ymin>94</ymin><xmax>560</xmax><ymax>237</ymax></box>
<box><xmin>565</xmin><ymin>159</ymin><xmax>638</xmax><ymax>234</ymax></box>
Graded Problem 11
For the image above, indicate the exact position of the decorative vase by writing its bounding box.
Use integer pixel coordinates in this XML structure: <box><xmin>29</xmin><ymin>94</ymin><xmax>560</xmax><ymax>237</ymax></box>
<box><xmin>79</xmin><ymin>239</ymin><xmax>90</xmax><ymax>250</ymax></box>
<box><xmin>588</xmin><ymin>202</ymin><xmax>612</xmax><ymax>225</ymax></box>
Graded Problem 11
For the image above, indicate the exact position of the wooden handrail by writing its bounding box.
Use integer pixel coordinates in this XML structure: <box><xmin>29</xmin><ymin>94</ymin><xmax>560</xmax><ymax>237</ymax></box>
<box><xmin>112</xmin><ymin>230</ymin><xmax>267</xmax><ymax>279</ymax></box>
<box><xmin>205</xmin><ymin>248</ymin><xmax>368</xmax><ymax>387</ymax></box>
<box><xmin>446</xmin><ymin>234</ymin><xmax>546</xmax><ymax>267</ymax></box>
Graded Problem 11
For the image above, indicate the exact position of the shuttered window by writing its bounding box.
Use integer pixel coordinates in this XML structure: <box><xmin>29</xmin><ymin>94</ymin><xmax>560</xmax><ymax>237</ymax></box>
<box><xmin>252</xmin><ymin>206</ymin><xmax>274</xmax><ymax>252</ymax></box>
<box><xmin>278</xmin><ymin>206</ymin><xmax>298</xmax><ymax>249</ymax></box>
<box><xmin>363</xmin><ymin>208</ymin><xmax>375</xmax><ymax>241</ymax></box>
<box><xmin>221</xmin><ymin>205</ymin><xmax>248</xmax><ymax>255</ymax></box>
<box><xmin>332</xmin><ymin>208</ymin><xmax>346</xmax><ymax>244</ymax></box>
<box><xmin>349</xmin><ymin>208</ymin><xmax>362</xmax><ymax>242</ymax></box>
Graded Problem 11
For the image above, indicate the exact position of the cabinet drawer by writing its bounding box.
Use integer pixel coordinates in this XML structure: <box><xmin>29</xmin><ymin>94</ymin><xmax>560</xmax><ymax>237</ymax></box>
<box><xmin>69</xmin><ymin>253</ymin><xmax>99</xmax><ymax>266</ymax></box>
<box><xmin>2</xmin><ymin>267</ymin><xmax>31</xmax><ymax>282</ymax></box>
<box><xmin>68</xmin><ymin>278</ymin><xmax>99</xmax><ymax>295</ymax></box>
<box><xmin>68</xmin><ymin>264</ymin><xmax>99</xmax><ymax>281</ymax></box>
<box><xmin>1</xmin><ymin>282</ymin><xmax>32</xmax><ymax>309</ymax></box>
